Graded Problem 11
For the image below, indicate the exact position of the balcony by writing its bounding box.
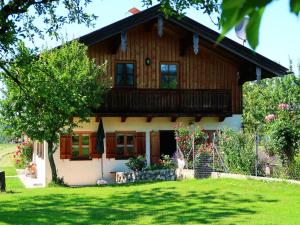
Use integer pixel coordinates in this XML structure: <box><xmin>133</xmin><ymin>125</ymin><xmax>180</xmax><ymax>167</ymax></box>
<box><xmin>96</xmin><ymin>88</ymin><xmax>232</xmax><ymax>117</ymax></box>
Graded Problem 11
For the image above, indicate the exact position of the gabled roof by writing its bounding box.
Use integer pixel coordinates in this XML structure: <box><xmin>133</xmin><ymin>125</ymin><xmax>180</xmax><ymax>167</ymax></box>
<box><xmin>79</xmin><ymin>4</ymin><xmax>288</xmax><ymax>76</ymax></box>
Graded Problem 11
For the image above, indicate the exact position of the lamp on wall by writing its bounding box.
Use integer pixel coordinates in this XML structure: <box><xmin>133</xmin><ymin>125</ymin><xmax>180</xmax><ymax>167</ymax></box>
<box><xmin>145</xmin><ymin>57</ymin><xmax>151</xmax><ymax>66</ymax></box>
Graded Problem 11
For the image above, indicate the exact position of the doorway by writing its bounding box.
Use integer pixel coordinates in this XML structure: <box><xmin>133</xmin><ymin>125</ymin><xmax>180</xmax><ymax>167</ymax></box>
<box><xmin>159</xmin><ymin>130</ymin><xmax>176</xmax><ymax>158</ymax></box>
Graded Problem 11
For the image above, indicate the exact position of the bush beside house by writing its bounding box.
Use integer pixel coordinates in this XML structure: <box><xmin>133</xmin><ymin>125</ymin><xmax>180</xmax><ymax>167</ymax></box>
<box><xmin>13</xmin><ymin>140</ymin><xmax>33</xmax><ymax>169</ymax></box>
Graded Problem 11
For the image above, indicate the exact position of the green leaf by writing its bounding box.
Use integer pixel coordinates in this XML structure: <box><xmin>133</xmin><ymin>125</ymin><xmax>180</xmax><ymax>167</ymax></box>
<box><xmin>246</xmin><ymin>7</ymin><xmax>265</xmax><ymax>49</ymax></box>
<box><xmin>220</xmin><ymin>0</ymin><xmax>246</xmax><ymax>37</ymax></box>
<box><xmin>290</xmin><ymin>0</ymin><xmax>300</xmax><ymax>15</ymax></box>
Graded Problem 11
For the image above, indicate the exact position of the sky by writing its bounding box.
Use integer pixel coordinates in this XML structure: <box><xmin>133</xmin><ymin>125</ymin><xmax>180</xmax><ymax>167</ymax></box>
<box><xmin>33</xmin><ymin>0</ymin><xmax>300</xmax><ymax>73</ymax></box>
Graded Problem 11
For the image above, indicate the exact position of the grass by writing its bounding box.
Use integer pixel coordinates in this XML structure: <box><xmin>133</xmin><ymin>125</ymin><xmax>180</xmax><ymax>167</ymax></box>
<box><xmin>0</xmin><ymin>144</ymin><xmax>18</xmax><ymax>176</ymax></box>
<box><xmin>5</xmin><ymin>177</ymin><xmax>24</xmax><ymax>189</ymax></box>
<box><xmin>1</xmin><ymin>179</ymin><xmax>300</xmax><ymax>225</ymax></box>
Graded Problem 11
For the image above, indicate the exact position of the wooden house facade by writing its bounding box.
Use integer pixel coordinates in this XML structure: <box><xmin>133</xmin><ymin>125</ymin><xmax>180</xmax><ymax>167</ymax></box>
<box><xmin>32</xmin><ymin>5</ymin><xmax>287</xmax><ymax>185</ymax></box>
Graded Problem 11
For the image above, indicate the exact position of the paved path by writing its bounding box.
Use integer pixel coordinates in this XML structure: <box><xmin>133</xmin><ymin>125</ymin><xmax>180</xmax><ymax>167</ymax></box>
<box><xmin>16</xmin><ymin>169</ymin><xmax>45</xmax><ymax>188</ymax></box>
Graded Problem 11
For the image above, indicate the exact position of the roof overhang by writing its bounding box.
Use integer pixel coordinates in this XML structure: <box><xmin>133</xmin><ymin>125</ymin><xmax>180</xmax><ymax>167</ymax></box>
<box><xmin>79</xmin><ymin>4</ymin><xmax>288</xmax><ymax>77</ymax></box>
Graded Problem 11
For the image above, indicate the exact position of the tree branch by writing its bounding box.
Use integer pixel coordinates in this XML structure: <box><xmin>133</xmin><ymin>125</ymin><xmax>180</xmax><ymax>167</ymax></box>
<box><xmin>0</xmin><ymin>63</ymin><xmax>23</xmax><ymax>89</ymax></box>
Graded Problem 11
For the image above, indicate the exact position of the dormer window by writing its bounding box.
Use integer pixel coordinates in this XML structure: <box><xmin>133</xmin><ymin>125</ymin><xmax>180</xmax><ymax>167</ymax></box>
<box><xmin>115</xmin><ymin>62</ymin><xmax>134</xmax><ymax>87</ymax></box>
<box><xmin>160</xmin><ymin>63</ymin><xmax>177</xmax><ymax>89</ymax></box>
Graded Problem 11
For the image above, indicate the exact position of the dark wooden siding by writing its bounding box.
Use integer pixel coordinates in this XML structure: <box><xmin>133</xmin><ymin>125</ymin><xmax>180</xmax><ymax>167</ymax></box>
<box><xmin>88</xmin><ymin>24</ymin><xmax>242</xmax><ymax>114</ymax></box>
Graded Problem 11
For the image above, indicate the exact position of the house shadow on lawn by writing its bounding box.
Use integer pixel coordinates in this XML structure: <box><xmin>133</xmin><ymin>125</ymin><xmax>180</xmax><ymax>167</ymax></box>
<box><xmin>0</xmin><ymin>185</ymin><xmax>278</xmax><ymax>225</ymax></box>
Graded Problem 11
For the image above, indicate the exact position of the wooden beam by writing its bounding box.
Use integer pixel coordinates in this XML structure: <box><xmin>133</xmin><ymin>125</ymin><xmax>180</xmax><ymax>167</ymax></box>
<box><xmin>121</xmin><ymin>116</ymin><xmax>127</xmax><ymax>123</ymax></box>
<box><xmin>170</xmin><ymin>116</ymin><xmax>177</xmax><ymax>122</ymax></box>
<box><xmin>146</xmin><ymin>117</ymin><xmax>152</xmax><ymax>123</ymax></box>
<box><xmin>195</xmin><ymin>116</ymin><xmax>202</xmax><ymax>122</ymax></box>
<box><xmin>218</xmin><ymin>116</ymin><xmax>225</xmax><ymax>122</ymax></box>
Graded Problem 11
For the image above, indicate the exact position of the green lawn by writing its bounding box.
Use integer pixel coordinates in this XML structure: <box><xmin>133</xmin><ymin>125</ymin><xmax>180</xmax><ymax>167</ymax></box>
<box><xmin>0</xmin><ymin>143</ymin><xmax>18</xmax><ymax>176</ymax></box>
<box><xmin>0</xmin><ymin>144</ymin><xmax>17</xmax><ymax>159</ymax></box>
<box><xmin>1</xmin><ymin>178</ymin><xmax>300</xmax><ymax>225</ymax></box>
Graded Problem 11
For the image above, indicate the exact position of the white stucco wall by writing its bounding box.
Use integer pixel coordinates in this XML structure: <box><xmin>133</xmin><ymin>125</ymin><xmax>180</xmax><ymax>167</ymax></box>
<box><xmin>43</xmin><ymin>115</ymin><xmax>241</xmax><ymax>186</ymax></box>
<box><xmin>32</xmin><ymin>141</ymin><xmax>47</xmax><ymax>187</ymax></box>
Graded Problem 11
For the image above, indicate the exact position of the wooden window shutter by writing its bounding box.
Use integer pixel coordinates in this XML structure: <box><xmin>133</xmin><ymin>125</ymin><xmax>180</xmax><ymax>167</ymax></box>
<box><xmin>36</xmin><ymin>142</ymin><xmax>40</xmax><ymax>158</ymax></box>
<box><xmin>136</xmin><ymin>132</ymin><xmax>146</xmax><ymax>157</ymax></box>
<box><xmin>90</xmin><ymin>133</ymin><xmax>101</xmax><ymax>158</ymax></box>
<box><xmin>41</xmin><ymin>142</ymin><xmax>44</xmax><ymax>160</ymax></box>
<box><xmin>106</xmin><ymin>132</ymin><xmax>116</xmax><ymax>158</ymax></box>
<box><xmin>150</xmin><ymin>131</ymin><xmax>160</xmax><ymax>164</ymax></box>
<box><xmin>60</xmin><ymin>135</ymin><xmax>72</xmax><ymax>159</ymax></box>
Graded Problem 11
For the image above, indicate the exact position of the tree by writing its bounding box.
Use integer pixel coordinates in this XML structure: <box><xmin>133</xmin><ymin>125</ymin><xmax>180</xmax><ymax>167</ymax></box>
<box><xmin>0</xmin><ymin>0</ymin><xmax>96</xmax><ymax>85</ymax></box>
<box><xmin>265</xmin><ymin>105</ymin><xmax>300</xmax><ymax>165</ymax></box>
<box><xmin>143</xmin><ymin>0</ymin><xmax>300</xmax><ymax>49</ymax></box>
<box><xmin>0</xmin><ymin>41</ymin><xmax>109</xmax><ymax>182</ymax></box>
<box><xmin>243</xmin><ymin>74</ymin><xmax>300</xmax><ymax>133</ymax></box>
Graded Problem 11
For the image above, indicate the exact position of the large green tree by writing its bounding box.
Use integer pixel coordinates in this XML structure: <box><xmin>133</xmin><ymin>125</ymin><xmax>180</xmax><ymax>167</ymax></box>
<box><xmin>243</xmin><ymin>74</ymin><xmax>300</xmax><ymax>133</ymax></box>
<box><xmin>0</xmin><ymin>41</ymin><xmax>109</xmax><ymax>182</ymax></box>
<box><xmin>0</xmin><ymin>0</ymin><xmax>96</xmax><ymax>85</ymax></box>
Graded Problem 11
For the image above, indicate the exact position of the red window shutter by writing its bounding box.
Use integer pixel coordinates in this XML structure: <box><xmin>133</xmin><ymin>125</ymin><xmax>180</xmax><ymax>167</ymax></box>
<box><xmin>150</xmin><ymin>131</ymin><xmax>160</xmax><ymax>164</ymax></box>
<box><xmin>106</xmin><ymin>132</ymin><xmax>116</xmax><ymax>158</ymax></box>
<box><xmin>36</xmin><ymin>142</ymin><xmax>39</xmax><ymax>157</ymax></box>
<box><xmin>136</xmin><ymin>132</ymin><xmax>146</xmax><ymax>157</ymax></box>
<box><xmin>60</xmin><ymin>135</ymin><xmax>72</xmax><ymax>159</ymax></box>
<box><xmin>38</xmin><ymin>142</ymin><xmax>41</xmax><ymax>158</ymax></box>
<box><xmin>90</xmin><ymin>133</ymin><xmax>101</xmax><ymax>158</ymax></box>
<box><xmin>41</xmin><ymin>142</ymin><xmax>44</xmax><ymax>160</ymax></box>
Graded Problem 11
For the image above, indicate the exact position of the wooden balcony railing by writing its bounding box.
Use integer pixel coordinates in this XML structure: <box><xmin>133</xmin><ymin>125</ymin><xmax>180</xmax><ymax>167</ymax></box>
<box><xmin>97</xmin><ymin>89</ymin><xmax>232</xmax><ymax>116</ymax></box>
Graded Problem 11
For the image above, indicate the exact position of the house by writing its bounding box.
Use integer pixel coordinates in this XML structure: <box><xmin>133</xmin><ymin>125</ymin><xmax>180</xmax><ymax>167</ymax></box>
<box><xmin>32</xmin><ymin>5</ymin><xmax>288</xmax><ymax>186</ymax></box>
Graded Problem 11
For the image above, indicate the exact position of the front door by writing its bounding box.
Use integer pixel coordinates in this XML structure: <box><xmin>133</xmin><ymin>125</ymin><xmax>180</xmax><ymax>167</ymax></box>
<box><xmin>150</xmin><ymin>130</ymin><xmax>176</xmax><ymax>164</ymax></box>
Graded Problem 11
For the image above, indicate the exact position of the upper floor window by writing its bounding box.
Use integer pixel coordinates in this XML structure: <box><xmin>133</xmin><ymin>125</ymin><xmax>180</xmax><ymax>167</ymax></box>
<box><xmin>160</xmin><ymin>63</ymin><xmax>177</xmax><ymax>89</ymax></box>
<box><xmin>115</xmin><ymin>63</ymin><xmax>134</xmax><ymax>87</ymax></box>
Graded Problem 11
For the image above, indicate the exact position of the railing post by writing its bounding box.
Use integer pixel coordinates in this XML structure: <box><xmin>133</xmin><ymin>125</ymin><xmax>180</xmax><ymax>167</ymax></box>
<box><xmin>212</xmin><ymin>133</ymin><xmax>215</xmax><ymax>172</ymax></box>
<box><xmin>192</xmin><ymin>133</ymin><xmax>195</xmax><ymax>171</ymax></box>
<box><xmin>255</xmin><ymin>134</ymin><xmax>259</xmax><ymax>176</ymax></box>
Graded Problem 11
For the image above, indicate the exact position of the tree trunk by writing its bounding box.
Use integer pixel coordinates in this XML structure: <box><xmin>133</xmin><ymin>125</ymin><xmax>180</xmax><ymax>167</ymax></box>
<box><xmin>48</xmin><ymin>141</ymin><xmax>58</xmax><ymax>182</ymax></box>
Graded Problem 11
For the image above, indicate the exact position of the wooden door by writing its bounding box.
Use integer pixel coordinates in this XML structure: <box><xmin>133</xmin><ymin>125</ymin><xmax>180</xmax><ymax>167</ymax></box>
<box><xmin>150</xmin><ymin>131</ymin><xmax>160</xmax><ymax>164</ymax></box>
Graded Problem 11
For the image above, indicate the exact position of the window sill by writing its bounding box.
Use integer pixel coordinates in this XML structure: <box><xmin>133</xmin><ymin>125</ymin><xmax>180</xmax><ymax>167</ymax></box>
<box><xmin>115</xmin><ymin>156</ymin><xmax>135</xmax><ymax>160</ymax></box>
<box><xmin>70</xmin><ymin>157</ymin><xmax>92</xmax><ymax>161</ymax></box>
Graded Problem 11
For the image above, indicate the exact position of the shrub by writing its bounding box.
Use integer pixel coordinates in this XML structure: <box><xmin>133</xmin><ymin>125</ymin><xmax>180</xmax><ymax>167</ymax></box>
<box><xmin>146</xmin><ymin>164</ymin><xmax>164</xmax><ymax>171</ymax></box>
<box><xmin>125</xmin><ymin>155</ymin><xmax>147</xmax><ymax>172</ymax></box>
<box><xmin>13</xmin><ymin>139</ymin><xmax>33</xmax><ymax>168</ymax></box>
<box><xmin>218</xmin><ymin>129</ymin><xmax>255</xmax><ymax>175</ymax></box>
<box><xmin>174</xmin><ymin>123</ymin><xmax>208</xmax><ymax>168</ymax></box>
<box><xmin>287</xmin><ymin>152</ymin><xmax>300</xmax><ymax>180</ymax></box>
<box><xmin>159</xmin><ymin>154</ymin><xmax>176</xmax><ymax>169</ymax></box>
<box><xmin>265</xmin><ymin>103</ymin><xmax>300</xmax><ymax>165</ymax></box>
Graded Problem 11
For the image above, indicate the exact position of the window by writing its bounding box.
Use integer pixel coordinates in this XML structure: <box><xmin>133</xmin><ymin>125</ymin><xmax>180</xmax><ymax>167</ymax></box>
<box><xmin>37</xmin><ymin>142</ymin><xmax>44</xmax><ymax>159</ymax></box>
<box><xmin>71</xmin><ymin>133</ymin><xmax>92</xmax><ymax>160</ymax></box>
<box><xmin>116</xmin><ymin>133</ymin><xmax>135</xmax><ymax>159</ymax></box>
<box><xmin>115</xmin><ymin>63</ymin><xmax>134</xmax><ymax>87</ymax></box>
<box><xmin>60</xmin><ymin>132</ymin><xmax>99</xmax><ymax>160</ymax></box>
<box><xmin>160</xmin><ymin>63</ymin><xmax>177</xmax><ymax>89</ymax></box>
